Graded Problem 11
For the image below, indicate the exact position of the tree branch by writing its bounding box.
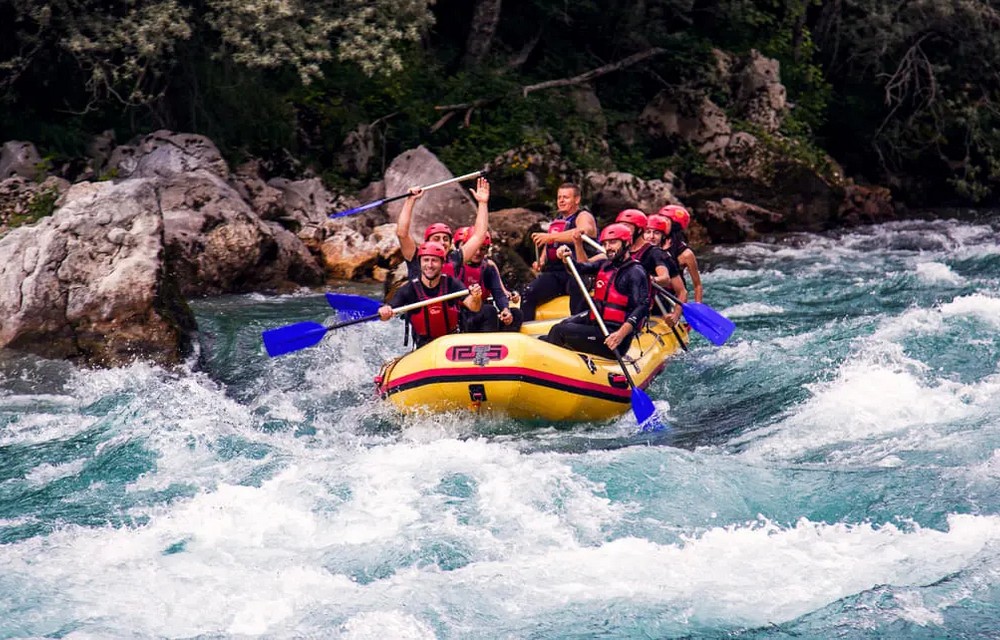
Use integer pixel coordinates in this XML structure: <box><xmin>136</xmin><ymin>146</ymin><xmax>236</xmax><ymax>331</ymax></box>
<box><xmin>432</xmin><ymin>48</ymin><xmax>667</xmax><ymax>128</ymax></box>
<box><xmin>521</xmin><ymin>48</ymin><xmax>665</xmax><ymax>96</ymax></box>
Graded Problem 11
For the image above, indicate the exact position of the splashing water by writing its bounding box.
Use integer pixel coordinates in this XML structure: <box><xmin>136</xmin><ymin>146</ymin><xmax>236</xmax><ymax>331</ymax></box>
<box><xmin>2</xmin><ymin>216</ymin><xmax>1000</xmax><ymax>638</ymax></box>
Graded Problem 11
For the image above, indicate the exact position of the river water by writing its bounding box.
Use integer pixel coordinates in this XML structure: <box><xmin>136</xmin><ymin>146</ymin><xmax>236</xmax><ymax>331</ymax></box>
<box><xmin>2</xmin><ymin>216</ymin><xmax>999</xmax><ymax>638</ymax></box>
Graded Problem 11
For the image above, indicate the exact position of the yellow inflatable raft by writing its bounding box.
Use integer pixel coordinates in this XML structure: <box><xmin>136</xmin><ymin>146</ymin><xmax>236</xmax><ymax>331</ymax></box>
<box><xmin>374</xmin><ymin>302</ymin><xmax>687</xmax><ymax>423</ymax></box>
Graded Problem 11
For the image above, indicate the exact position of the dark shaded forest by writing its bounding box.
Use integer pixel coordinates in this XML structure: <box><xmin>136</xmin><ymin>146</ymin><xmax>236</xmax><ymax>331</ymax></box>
<box><xmin>4</xmin><ymin>0</ymin><xmax>1000</xmax><ymax>206</ymax></box>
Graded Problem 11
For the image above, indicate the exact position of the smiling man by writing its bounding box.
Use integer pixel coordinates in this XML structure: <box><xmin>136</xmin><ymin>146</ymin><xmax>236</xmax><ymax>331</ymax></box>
<box><xmin>521</xmin><ymin>183</ymin><xmax>599</xmax><ymax>320</ymax></box>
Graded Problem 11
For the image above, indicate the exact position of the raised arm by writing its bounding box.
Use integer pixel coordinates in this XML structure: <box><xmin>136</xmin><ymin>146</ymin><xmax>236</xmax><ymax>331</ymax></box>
<box><xmin>396</xmin><ymin>187</ymin><xmax>423</xmax><ymax>262</ymax></box>
<box><xmin>461</xmin><ymin>177</ymin><xmax>491</xmax><ymax>262</ymax></box>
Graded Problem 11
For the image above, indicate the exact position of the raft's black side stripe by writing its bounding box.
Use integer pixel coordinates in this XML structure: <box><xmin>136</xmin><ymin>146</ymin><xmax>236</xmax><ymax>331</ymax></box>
<box><xmin>382</xmin><ymin>372</ymin><xmax>630</xmax><ymax>404</ymax></box>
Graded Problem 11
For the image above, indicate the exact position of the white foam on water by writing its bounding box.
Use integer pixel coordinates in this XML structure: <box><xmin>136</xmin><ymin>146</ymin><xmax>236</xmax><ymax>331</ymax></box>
<box><xmin>915</xmin><ymin>262</ymin><xmax>964</xmax><ymax>285</ymax></box>
<box><xmin>339</xmin><ymin>611</ymin><xmax>437</xmax><ymax>640</ymax></box>
<box><xmin>940</xmin><ymin>293</ymin><xmax>1000</xmax><ymax>328</ymax></box>
<box><xmin>891</xmin><ymin>589</ymin><xmax>944</xmax><ymax>626</ymax></box>
<box><xmin>872</xmin><ymin>293</ymin><xmax>1000</xmax><ymax>342</ymax></box>
<box><xmin>706</xmin><ymin>267</ymin><xmax>787</xmax><ymax>282</ymax></box>
<box><xmin>736</xmin><ymin>342</ymin><xmax>998</xmax><ymax>464</ymax></box>
<box><xmin>375</xmin><ymin>512</ymin><xmax>1000</xmax><ymax>630</ymax></box>
<box><xmin>24</xmin><ymin>460</ymin><xmax>87</xmax><ymax>486</ymax></box>
<box><xmin>720</xmin><ymin>302</ymin><xmax>785</xmax><ymax>318</ymax></box>
<box><xmin>0</xmin><ymin>435</ymin><xmax>624</xmax><ymax>637</ymax></box>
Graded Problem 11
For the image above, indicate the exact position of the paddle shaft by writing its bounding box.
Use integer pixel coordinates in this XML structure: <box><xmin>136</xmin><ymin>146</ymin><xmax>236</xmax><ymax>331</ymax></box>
<box><xmin>562</xmin><ymin>256</ymin><xmax>641</xmax><ymax>391</ymax></box>
<box><xmin>653</xmin><ymin>294</ymin><xmax>689</xmax><ymax>352</ymax></box>
<box><xmin>326</xmin><ymin>288</ymin><xmax>470</xmax><ymax>329</ymax></box>
<box><xmin>385</xmin><ymin>288</ymin><xmax>470</xmax><ymax>317</ymax></box>
<box><xmin>329</xmin><ymin>170</ymin><xmax>485</xmax><ymax>218</ymax></box>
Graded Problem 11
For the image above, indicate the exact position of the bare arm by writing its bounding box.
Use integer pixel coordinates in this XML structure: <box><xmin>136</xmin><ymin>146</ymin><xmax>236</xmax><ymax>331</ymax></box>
<box><xmin>652</xmin><ymin>264</ymin><xmax>671</xmax><ymax>287</ymax></box>
<box><xmin>681</xmin><ymin>249</ymin><xmax>703</xmax><ymax>303</ymax></box>
<box><xmin>461</xmin><ymin>283</ymin><xmax>483</xmax><ymax>312</ymax></box>
<box><xmin>396</xmin><ymin>188</ymin><xmax>422</xmax><ymax>262</ymax></box>
<box><xmin>531</xmin><ymin>210</ymin><xmax>599</xmax><ymax>247</ymax></box>
<box><xmin>461</xmin><ymin>177</ymin><xmax>491</xmax><ymax>262</ymax></box>
<box><xmin>670</xmin><ymin>275</ymin><xmax>688</xmax><ymax>303</ymax></box>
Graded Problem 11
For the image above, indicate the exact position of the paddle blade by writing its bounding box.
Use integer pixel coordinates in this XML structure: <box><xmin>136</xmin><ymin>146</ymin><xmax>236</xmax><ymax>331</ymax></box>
<box><xmin>630</xmin><ymin>387</ymin><xmax>668</xmax><ymax>432</ymax></box>
<box><xmin>681</xmin><ymin>302</ymin><xmax>736</xmax><ymax>346</ymax></box>
<box><xmin>329</xmin><ymin>199</ymin><xmax>384</xmax><ymax>219</ymax></box>
<box><xmin>261</xmin><ymin>321</ymin><xmax>329</xmax><ymax>357</ymax></box>
<box><xmin>325</xmin><ymin>292</ymin><xmax>382</xmax><ymax>319</ymax></box>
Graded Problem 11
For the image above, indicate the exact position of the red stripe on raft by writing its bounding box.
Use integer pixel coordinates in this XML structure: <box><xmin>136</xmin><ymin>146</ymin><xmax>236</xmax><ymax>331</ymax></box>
<box><xmin>383</xmin><ymin>365</ymin><xmax>661</xmax><ymax>399</ymax></box>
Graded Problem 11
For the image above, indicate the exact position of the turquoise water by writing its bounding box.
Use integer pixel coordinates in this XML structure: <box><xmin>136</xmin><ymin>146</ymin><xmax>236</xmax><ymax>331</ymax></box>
<box><xmin>2</xmin><ymin>216</ymin><xmax>999</xmax><ymax>638</ymax></box>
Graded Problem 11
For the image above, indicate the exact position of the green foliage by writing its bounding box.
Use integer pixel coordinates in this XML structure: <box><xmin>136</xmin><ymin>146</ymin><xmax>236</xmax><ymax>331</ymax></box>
<box><xmin>8</xmin><ymin>187</ymin><xmax>59</xmax><ymax>229</ymax></box>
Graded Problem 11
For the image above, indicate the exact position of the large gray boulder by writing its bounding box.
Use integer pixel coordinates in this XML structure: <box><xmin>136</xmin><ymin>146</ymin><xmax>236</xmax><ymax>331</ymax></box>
<box><xmin>0</xmin><ymin>180</ymin><xmax>195</xmax><ymax>366</ymax></box>
<box><xmin>158</xmin><ymin>171</ymin><xmax>323</xmax><ymax>296</ymax></box>
<box><xmin>383</xmin><ymin>146</ymin><xmax>479</xmax><ymax>241</ymax></box>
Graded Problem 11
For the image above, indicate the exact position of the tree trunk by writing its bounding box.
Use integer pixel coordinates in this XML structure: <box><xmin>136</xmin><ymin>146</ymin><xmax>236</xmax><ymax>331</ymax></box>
<box><xmin>463</xmin><ymin>0</ymin><xmax>503</xmax><ymax>68</ymax></box>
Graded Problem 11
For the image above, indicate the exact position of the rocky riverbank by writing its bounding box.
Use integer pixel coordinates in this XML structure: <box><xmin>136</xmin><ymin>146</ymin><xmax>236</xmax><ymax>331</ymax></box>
<box><xmin>0</xmin><ymin>50</ymin><xmax>897</xmax><ymax>368</ymax></box>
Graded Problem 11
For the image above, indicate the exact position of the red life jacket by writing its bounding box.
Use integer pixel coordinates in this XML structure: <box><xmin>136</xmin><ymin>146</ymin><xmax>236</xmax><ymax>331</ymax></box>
<box><xmin>543</xmin><ymin>212</ymin><xmax>580</xmax><ymax>263</ymax></box>
<box><xmin>408</xmin><ymin>278</ymin><xmax>460</xmax><ymax>340</ymax></box>
<box><xmin>589</xmin><ymin>260</ymin><xmax>639</xmax><ymax>326</ymax></box>
<box><xmin>461</xmin><ymin>260</ymin><xmax>484</xmax><ymax>290</ymax></box>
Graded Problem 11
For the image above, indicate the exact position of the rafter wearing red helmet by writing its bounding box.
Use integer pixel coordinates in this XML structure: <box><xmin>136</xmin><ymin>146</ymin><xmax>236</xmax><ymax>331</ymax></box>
<box><xmin>540</xmin><ymin>223</ymin><xmax>650</xmax><ymax>360</ymax></box>
<box><xmin>378</xmin><ymin>241</ymin><xmax>483</xmax><ymax>348</ymax></box>
<box><xmin>657</xmin><ymin>204</ymin><xmax>704</xmax><ymax>303</ymax></box>
<box><xmin>612</xmin><ymin>209</ymin><xmax>687</xmax><ymax>325</ymax></box>
<box><xmin>456</xmin><ymin>232</ymin><xmax>524</xmax><ymax>333</ymax></box>
<box><xmin>395</xmin><ymin>177</ymin><xmax>493</xmax><ymax>281</ymax></box>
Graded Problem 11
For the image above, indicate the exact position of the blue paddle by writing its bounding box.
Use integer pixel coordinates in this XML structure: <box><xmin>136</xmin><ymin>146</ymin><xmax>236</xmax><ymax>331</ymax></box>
<box><xmin>650</xmin><ymin>282</ymin><xmax>735</xmax><ymax>346</ymax></box>
<box><xmin>262</xmin><ymin>289</ymin><xmax>470</xmax><ymax>357</ymax></box>
<box><xmin>563</xmin><ymin>255</ymin><xmax>666</xmax><ymax>432</ymax></box>
<box><xmin>324</xmin><ymin>292</ymin><xmax>382</xmax><ymax>319</ymax></box>
<box><xmin>581</xmin><ymin>234</ymin><xmax>735</xmax><ymax>346</ymax></box>
<box><xmin>328</xmin><ymin>170</ymin><xmax>485</xmax><ymax>218</ymax></box>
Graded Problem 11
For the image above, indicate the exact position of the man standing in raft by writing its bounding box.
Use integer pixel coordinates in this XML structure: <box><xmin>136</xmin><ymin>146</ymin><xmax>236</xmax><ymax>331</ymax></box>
<box><xmin>378</xmin><ymin>241</ymin><xmax>483</xmax><ymax>348</ymax></box>
<box><xmin>521</xmin><ymin>183</ymin><xmax>598</xmax><ymax>320</ymax></box>
<box><xmin>395</xmin><ymin>177</ymin><xmax>492</xmax><ymax>280</ymax></box>
<box><xmin>541</xmin><ymin>223</ymin><xmax>650</xmax><ymax>359</ymax></box>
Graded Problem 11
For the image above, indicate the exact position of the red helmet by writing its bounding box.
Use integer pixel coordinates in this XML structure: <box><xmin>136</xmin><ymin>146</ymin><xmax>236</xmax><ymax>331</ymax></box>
<box><xmin>480</xmin><ymin>231</ymin><xmax>492</xmax><ymax>247</ymax></box>
<box><xmin>658</xmin><ymin>205</ymin><xmax>691</xmax><ymax>230</ymax></box>
<box><xmin>646</xmin><ymin>214</ymin><xmax>671</xmax><ymax>234</ymax></box>
<box><xmin>615</xmin><ymin>208</ymin><xmax>648</xmax><ymax>231</ymax></box>
<box><xmin>452</xmin><ymin>226</ymin><xmax>471</xmax><ymax>244</ymax></box>
<box><xmin>423</xmin><ymin>222</ymin><xmax>453</xmax><ymax>242</ymax></box>
<box><xmin>599</xmin><ymin>223</ymin><xmax>634</xmax><ymax>244</ymax></box>
<box><xmin>417</xmin><ymin>241</ymin><xmax>447</xmax><ymax>260</ymax></box>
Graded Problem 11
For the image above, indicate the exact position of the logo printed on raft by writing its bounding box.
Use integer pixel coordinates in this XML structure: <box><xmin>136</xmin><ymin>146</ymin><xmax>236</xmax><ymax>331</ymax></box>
<box><xmin>445</xmin><ymin>345</ymin><xmax>508</xmax><ymax>366</ymax></box>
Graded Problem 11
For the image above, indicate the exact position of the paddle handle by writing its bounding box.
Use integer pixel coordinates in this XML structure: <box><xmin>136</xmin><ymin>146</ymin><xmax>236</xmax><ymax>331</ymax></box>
<box><xmin>329</xmin><ymin>170</ymin><xmax>486</xmax><ymax>218</ymax></box>
<box><xmin>563</xmin><ymin>256</ymin><xmax>611</xmax><ymax>337</ymax></box>
<box><xmin>390</xmin><ymin>288</ymin><xmax>471</xmax><ymax>316</ymax></box>
<box><xmin>420</xmin><ymin>170</ymin><xmax>485</xmax><ymax>192</ymax></box>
